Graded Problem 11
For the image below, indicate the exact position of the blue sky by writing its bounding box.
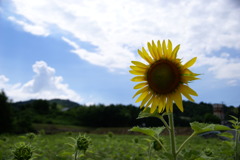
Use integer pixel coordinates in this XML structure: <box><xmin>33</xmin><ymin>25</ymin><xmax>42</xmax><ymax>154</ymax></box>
<box><xmin>0</xmin><ymin>0</ymin><xmax>240</xmax><ymax>107</ymax></box>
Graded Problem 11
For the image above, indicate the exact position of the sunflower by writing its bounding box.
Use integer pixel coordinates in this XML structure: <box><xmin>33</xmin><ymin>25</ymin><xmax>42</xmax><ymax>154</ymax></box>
<box><xmin>130</xmin><ymin>40</ymin><xmax>199</xmax><ymax>113</ymax></box>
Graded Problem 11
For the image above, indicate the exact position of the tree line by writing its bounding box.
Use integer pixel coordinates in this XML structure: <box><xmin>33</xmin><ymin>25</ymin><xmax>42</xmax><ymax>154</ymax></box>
<box><xmin>0</xmin><ymin>90</ymin><xmax>239</xmax><ymax>134</ymax></box>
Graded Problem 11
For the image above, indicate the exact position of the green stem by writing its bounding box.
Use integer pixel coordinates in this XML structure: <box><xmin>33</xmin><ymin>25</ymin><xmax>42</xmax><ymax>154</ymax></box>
<box><xmin>176</xmin><ymin>132</ymin><xmax>195</xmax><ymax>155</ymax></box>
<box><xmin>153</xmin><ymin>137</ymin><xmax>167</xmax><ymax>152</ymax></box>
<box><xmin>74</xmin><ymin>149</ymin><xmax>78</xmax><ymax>160</ymax></box>
<box><xmin>160</xmin><ymin>116</ymin><xmax>170</xmax><ymax>131</ymax></box>
<box><xmin>148</xmin><ymin>141</ymin><xmax>152</xmax><ymax>160</ymax></box>
<box><xmin>168</xmin><ymin>113</ymin><xmax>177</xmax><ymax>160</ymax></box>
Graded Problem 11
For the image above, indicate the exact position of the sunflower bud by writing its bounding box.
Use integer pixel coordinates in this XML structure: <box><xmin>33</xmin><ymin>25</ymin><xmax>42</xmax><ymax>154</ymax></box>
<box><xmin>76</xmin><ymin>135</ymin><xmax>91</xmax><ymax>152</ymax></box>
<box><xmin>13</xmin><ymin>143</ymin><xmax>32</xmax><ymax>160</ymax></box>
<box><xmin>153</xmin><ymin>138</ymin><xmax>164</xmax><ymax>151</ymax></box>
<box><xmin>0</xmin><ymin>136</ymin><xmax>8</xmax><ymax>142</ymax></box>
<box><xmin>108</xmin><ymin>132</ymin><xmax>113</xmax><ymax>138</ymax></box>
<box><xmin>133</xmin><ymin>137</ymin><xmax>139</xmax><ymax>143</ymax></box>
<box><xmin>26</xmin><ymin>133</ymin><xmax>36</xmax><ymax>140</ymax></box>
<box><xmin>204</xmin><ymin>148</ymin><xmax>213</xmax><ymax>157</ymax></box>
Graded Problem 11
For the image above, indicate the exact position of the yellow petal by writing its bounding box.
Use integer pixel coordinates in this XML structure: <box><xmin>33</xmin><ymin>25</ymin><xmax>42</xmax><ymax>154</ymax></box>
<box><xmin>182</xmin><ymin>76</ymin><xmax>199</xmax><ymax>83</ymax></box>
<box><xmin>131</xmin><ymin>76</ymin><xmax>146</xmax><ymax>82</ymax></box>
<box><xmin>138</xmin><ymin>49</ymin><xmax>152</xmax><ymax>64</ymax></box>
<box><xmin>147</xmin><ymin>42</ymin><xmax>157</xmax><ymax>60</ymax></box>
<box><xmin>133</xmin><ymin>82</ymin><xmax>147</xmax><ymax>89</ymax></box>
<box><xmin>130</xmin><ymin>66</ymin><xmax>146</xmax><ymax>71</ymax></box>
<box><xmin>181</xmin><ymin>85</ymin><xmax>198</xmax><ymax>96</ymax></box>
<box><xmin>171</xmin><ymin>44</ymin><xmax>180</xmax><ymax>59</ymax></box>
<box><xmin>178</xmin><ymin>85</ymin><xmax>195</xmax><ymax>102</ymax></box>
<box><xmin>182</xmin><ymin>92</ymin><xmax>194</xmax><ymax>102</ymax></box>
<box><xmin>132</xmin><ymin>86</ymin><xmax>148</xmax><ymax>98</ymax></box>
<box><xmin>162</xmin><ymin>40</ymin><xmax>168</xmax><ymax>57</ymax></box>
<box><xmin>157</xmin><ymin>40</ymin><xmax>163</xmax><ymax>57</ymax></box>
<box><xmin>151</xmin><ymin>41</ymin><xmax>159</xmax><ymax>59</ymax></box>
<box><xmin>142</xmin><ymin>47</ymin><xmax>154</xmax><ymax>64</ymax></box>
<box><xmin>183</xmin><ymin>69</ymin><xmax>201</xmax><ymax>77</ymax></box>
<box><xmin>140</xmin><ymin>94</ymin><xmax>152</xmax><ymax>108</ymax></box>
<box><xmin>144</xmin><ymin>96</ymin><xmax>154</xmax><ymax>110</ymax></box>
<box><xmin>183</xmin><ymin>57</ymin><xmax>197</xmax><ymax>69</ymax></box>
<box><xmin>157</xmin><ymin>97</ymin><xmax>165</xmax><ymax>113</ymax></box>
<box><xmin>166</xmin><ymin>96</ymin><xmax>173</xmax><ymax>113</ymax></box>
<box><xmin>168</xmin><ymin>39</ymin><xmax>172</xmax><ymax>54</ymax></box>
<box><xmin>129</xmin><ymin>70</ymin><xmax>145</xmax><ymax>75</ymax></box>
<box><xmin>135</xmin><ymin>91</ymin><xmax>149</xmax><ymax>103</ymax></box>
<box><xmin>183</xmin><ymin>69</ymin><xmax>192</xmax><ymax>75</ymax></box>
<box><xmin>172</xmin><ymin>91</ymin><xmax>183</xmax><ymax>112</ymax></box>
<box><xmin>150</xmin><ymin>96</ymin><xmax>159</xmax><ymax>113</ymax></box>
<box><xmin>131</xmin><ymin>61</ymin><xmax>148</xmax><ymax>69</ymax></box>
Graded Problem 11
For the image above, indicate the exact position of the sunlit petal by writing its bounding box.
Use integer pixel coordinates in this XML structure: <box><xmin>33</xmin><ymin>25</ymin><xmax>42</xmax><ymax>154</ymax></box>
<box><xmin>131</xmin><ymin>76</ymin><xmax>146</xmax><ymax>82</ymax></box>
<box><xmin>133</xmin><ymin>82</ymin><xmax>148</xmax><ymax>89</ymax></box>
<box><xmin>157</xmin><ymin>40</ymin><xmax>162</xmax><ymax>57</ymax></box>
<box><xmin>171</xmin><ymin>44</ymin><xmax>180</xmax><ymax>59</ymax></box>
<box><xmin>181</xmin><ymin>85</ymin><xmax>198</xmax><ymax>96</ymax></box>
<box><xmin>183</xmin><ymin>57</ymin><xmax>197</xmax><ymax>69</ymax></box>
<box><xmin>140</xmin><ymin>94</ymin><xmax>152</xmax><ymax>109</ymax></box>
<box><xmin>135</xmin><ymin>91</ymin><xmax>149</xmax><ymax>103</ymax></box>
<box><xmin>162</xmin><ymin>40</ymin><xmax>168</xmax><ymax>57</ymax></box>
<box><xmin>131</xmin><ymin>61</ymin><xmax>148</xmax><ymax>69</ymax></box>
<box><xmin>147</xmin><ymin>42</ymin><xmax>157</xmax><ymax>60</ymax></box>
<box><xmin>172</xmin><ymin>91</ymin><xmax>183</xmax><ymax>112</ymax></box>
<box><xmin>129</xmin><ymin>70</ymin><xmax>145</xmax><ymax>75</ymax></box>
<box><xmin>167</xmin><ymin>39</ymin><xmax>172</xmax><ymax>54</ymax></box>
<box><xmin>130</xmin><ymin>66</ymin><xmax>146</xmax><ymax>71</ymax></box>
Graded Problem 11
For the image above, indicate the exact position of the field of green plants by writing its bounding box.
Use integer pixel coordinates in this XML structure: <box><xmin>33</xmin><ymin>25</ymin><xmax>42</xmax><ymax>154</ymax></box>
<box><xmin>0</xmin><ymin>132</ymin><xmax>233</xmax><ymax>160</ymax></box>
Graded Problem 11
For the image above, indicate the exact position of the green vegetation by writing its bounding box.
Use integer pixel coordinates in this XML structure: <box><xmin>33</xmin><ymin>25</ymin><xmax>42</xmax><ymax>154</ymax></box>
<box><xmin>0</xmin><ymin>133</ymin><xmax>233</xmax><ymax>160</ymax></box>
<box><xmin>0</xmin><ymin>90</ymin><xmax>239</xmax><ymax>134</ymax></box>
<box><xmin>0</xmin><ymin>90</ymin><xmax>239</xmax><ymax>159</ymax></box>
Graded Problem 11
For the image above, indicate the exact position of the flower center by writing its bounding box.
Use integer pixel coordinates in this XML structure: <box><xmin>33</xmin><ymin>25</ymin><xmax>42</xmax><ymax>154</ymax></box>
<box><xmin>147</xmin><ymin>60</ymin><xmax>181</xmax><ymax>94</ymax></box>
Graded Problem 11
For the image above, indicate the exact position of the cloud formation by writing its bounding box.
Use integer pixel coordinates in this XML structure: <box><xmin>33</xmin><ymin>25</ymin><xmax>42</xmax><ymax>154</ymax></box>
<box><xmin>5</xmin><ymin>0</ymin><xmax>240</xmax><ymax>80</ymax></box>
<box><xmin>0</xmin><ymin>61</ymin><xmax>83</xmax><ymax>102</ymax></box>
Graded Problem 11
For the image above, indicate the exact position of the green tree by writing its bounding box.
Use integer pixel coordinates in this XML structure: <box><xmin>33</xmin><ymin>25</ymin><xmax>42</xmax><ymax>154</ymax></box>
<box><xmin>203</xmin><ymin>113</ymin><xmax>221</xmax><ymax>124</ymax></box>
<box><xmin>0</xmin><ymin>90</ymin><xmax>13</xmax><ymax>133</ymax></box>
<box><xmin>238</xmin><ymin>105</ymin><xmax>240</xmax><ymax>119</ymax></box>
<box><xmin>32</xmin><ymin>99</ymin><xmax>49</xmax><ymax>114</ymax></box>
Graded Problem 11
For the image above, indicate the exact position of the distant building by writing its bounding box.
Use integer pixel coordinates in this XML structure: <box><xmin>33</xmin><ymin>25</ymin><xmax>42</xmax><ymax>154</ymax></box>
<box><xmin>213</xmin><ymin>104</ymin><xmax>225</xmax><ymax>123</ymax></box>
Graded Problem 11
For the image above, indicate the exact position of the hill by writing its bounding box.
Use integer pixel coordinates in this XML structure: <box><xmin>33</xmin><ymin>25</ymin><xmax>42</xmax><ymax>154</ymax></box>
<box><xmin>13</xmin><ymin>98</ymin><xmax>80</xmax><ymax>110</ymax></box>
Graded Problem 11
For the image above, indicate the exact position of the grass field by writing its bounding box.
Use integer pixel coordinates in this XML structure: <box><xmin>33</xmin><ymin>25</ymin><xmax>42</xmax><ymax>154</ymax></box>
<box><xmin>0</xmin><ymin>132</ymin><xmax>231</xmax><ymax>160</ymax></box>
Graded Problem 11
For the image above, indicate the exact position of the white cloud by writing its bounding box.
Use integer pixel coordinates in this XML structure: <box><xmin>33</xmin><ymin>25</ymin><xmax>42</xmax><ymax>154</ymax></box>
<box><xmin>0</xmin><ymin>75</ymin><xmax>9</xmax><ymax>84</ymax></box>
<box><xmin>62</xmin><ymin>37</ymin><xmax>79</xmax><ymax>50</ymax></box>
<box><xmin>8</xmin><ymin>16</ymin><xmax>49</xmax><ymax>36</ymax></box>
<box><xmin>196</xmin><ymin>54</ymin><xmax>240</xmax><ymax>86</ymax></box>
<box><xmin>4</xmin><ymin>0</ymin><xmax>240</xmax><ymax>77</ymax></box>
<box><xmin>227</xmin><ymin>80</ymin><xmax>238</xmax><ymax>86</ymax></box>
<box><xmin>0</xmin><ymin>61</ymin><xmax>83</xmax><ymax>103</ymax></box>
<box><xmin>220</xmin><ymin>52</ymin><xmax>230</xmax><ymax>58</ymax></box>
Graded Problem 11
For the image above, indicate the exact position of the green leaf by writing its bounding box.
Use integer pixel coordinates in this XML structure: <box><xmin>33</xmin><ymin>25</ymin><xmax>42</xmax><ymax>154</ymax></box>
<box><xmin>190</xmin><ymin>122</ymin><xmax>231</xmax><ymax>134</ymax></box>
<box><xmin>229</xmin><ymin>115</ymin><xmax>238</xmax><ymax>121</ymax></box>
<box><xmin>223</xmin><ymin>141</ymin><xmax>234</xmax><ymax>147</ymax></box>
<box><xmin>137</xmin><ymin>108</ymin><xmax>168</xmax><ymax>119</ymax></box>
<box><xmin>144</xmin><ymin>138</ymin><xmax>152</xmax><ymax>143</ymax></box>
<box><xmin>129</xmin><ymin>126</ymin><xmax>165</xmax><ymax>138</ymax></box>
<box><xmin>195</xmin><ymin>158</ymin><xmax>207</xmax><ymax>160</ymax></box>
<box><xmin>66</xmin><ymin>143</ymin><xmax>75</xmax><ymax>148</ymax></box>
<box><xmin>68</xmin><ymin>137</ymin><xmax>76</xmax><ymax>142</ymax></box>
<box><xmin>218</xmin><ymin>132</ymin><xmax>234</xmax><ymax>139</ymax></box>
<box><xmin>228</xmin><ymin>120</ymin><xmax>236</xmax><ymax>124</ymax></box>
<box><xmin>58</xmin><ymin>151</ymin><xmax>73</xmax><ymax>157</ymax></box>
<box><xmin>18</xmin><ymin>136</ymin><xmax>27</xmax><ymax>139</ymax></box>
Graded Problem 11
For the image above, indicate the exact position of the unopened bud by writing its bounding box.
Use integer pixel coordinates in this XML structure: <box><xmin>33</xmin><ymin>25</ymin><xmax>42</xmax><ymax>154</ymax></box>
<box><xmin>76</xmin><ymin>135</ymin><xmax>91</xmax><ymax>152</ymax></box>
<box><xmin>13</xmin><ymin>143</ymin><xmax>32</xmax><ymax>160</ymax></box>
